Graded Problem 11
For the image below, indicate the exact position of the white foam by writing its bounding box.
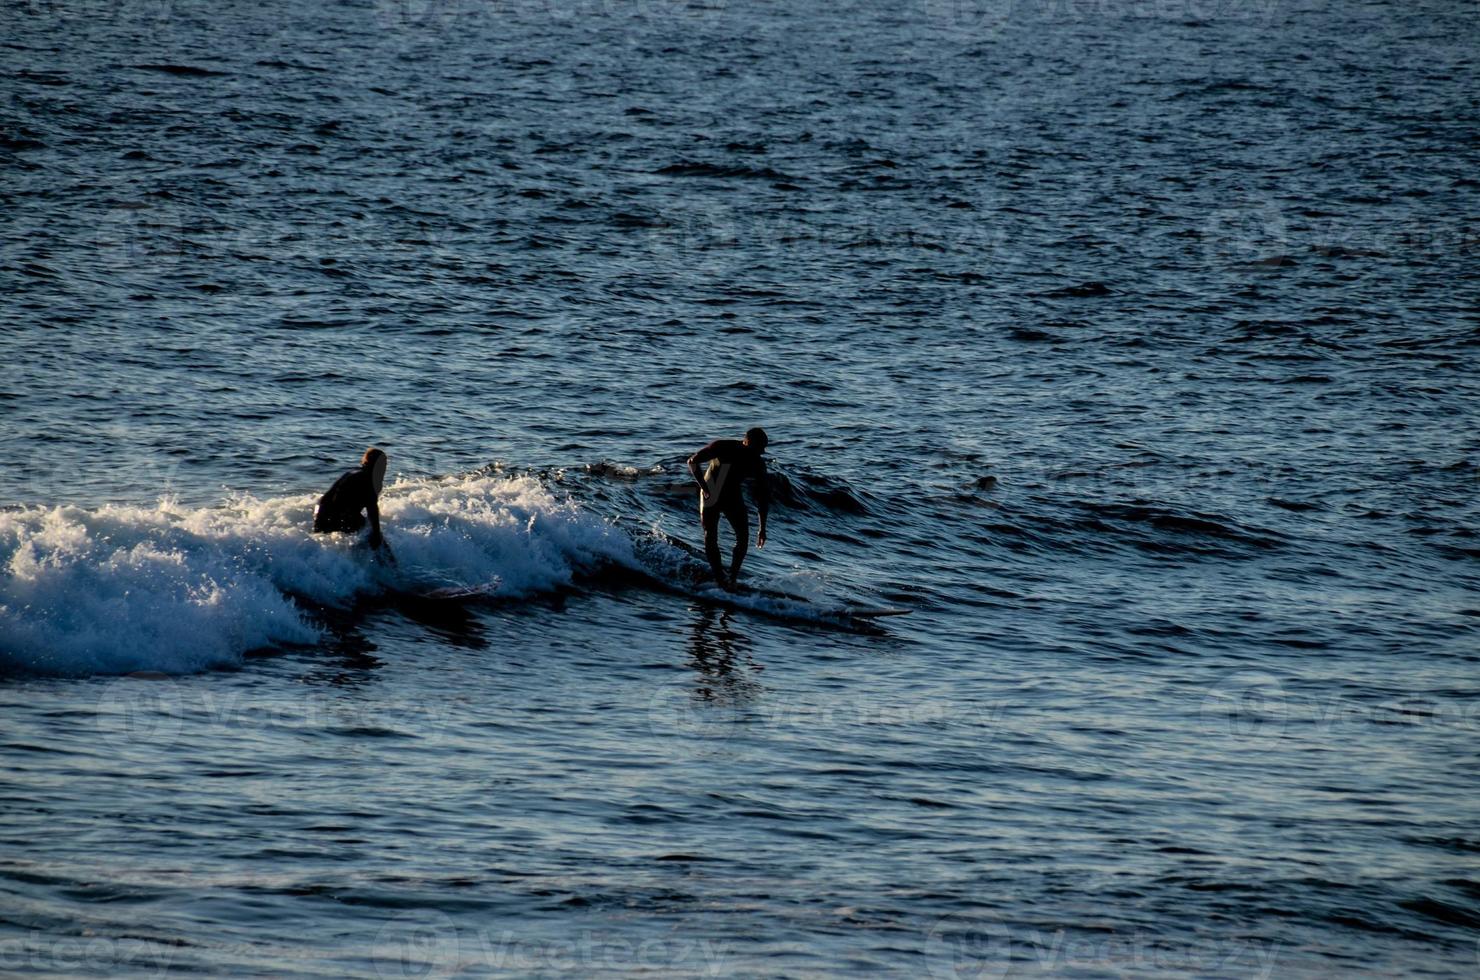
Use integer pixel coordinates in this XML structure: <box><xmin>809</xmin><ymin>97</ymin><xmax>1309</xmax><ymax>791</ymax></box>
<box><xmin>0</xmin><ymin>474</ymin><xmax>635</xmax><ymax>677</ymax></box>
<box><xmin>379</xmin><ymin>473</ymin><xmax>636</xmax><ymax>595</ymax></box>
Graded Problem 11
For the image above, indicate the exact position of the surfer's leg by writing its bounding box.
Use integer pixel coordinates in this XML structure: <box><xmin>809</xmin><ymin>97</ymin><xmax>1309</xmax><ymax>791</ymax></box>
<box><xmin>702</xmin><ymin>505</ymin><xmax>727</xmax><ymax>587</ymax></box>
<box><xmin>725</xmin><ymin>505</ymin><xmax>749</xmax><ymax>585</ymax></box>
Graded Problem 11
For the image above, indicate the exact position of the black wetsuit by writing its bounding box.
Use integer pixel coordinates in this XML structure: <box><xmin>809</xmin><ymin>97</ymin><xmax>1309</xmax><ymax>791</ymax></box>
<box><xmin>313</xmin><ymin>466</ymin><xmax>379</xmax><ymax>535</ymax></box>
<box><xmin>691</xmin><ymin>439</ymin><xmax>769</xmax><ymax>583</ymax></box>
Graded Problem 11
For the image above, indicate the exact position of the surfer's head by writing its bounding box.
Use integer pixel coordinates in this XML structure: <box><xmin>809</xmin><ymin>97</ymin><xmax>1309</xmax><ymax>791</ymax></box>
<box><xmin>362</xmin><ymin>447</ymin><xmax>387</xmax><ymax>494</ymax></box>
<box><xmin>744</xmin><ymin>427</ymin><xmax>768</xmax><ymax>454</ymax></box>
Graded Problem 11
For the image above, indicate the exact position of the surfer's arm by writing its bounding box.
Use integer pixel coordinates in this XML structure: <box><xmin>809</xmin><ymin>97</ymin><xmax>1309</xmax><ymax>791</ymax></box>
<box><xmin>370</xmin><ymin>500</ymin><xmax>395</xmax><ymax>565</ymax></box>
<box><xmin>687</xmin><ymin>441</ymin><xmax>720</xmax><ymax>489</ymax></box>
<box><xmin>366</xmin><ymin>489</ymin><xmax>384</xmax><ymax>548</ymax></box>
<box><xmin>754</xmin><ymin>460</ymin><xmax>770</xmax><ymax>548</ymax></box>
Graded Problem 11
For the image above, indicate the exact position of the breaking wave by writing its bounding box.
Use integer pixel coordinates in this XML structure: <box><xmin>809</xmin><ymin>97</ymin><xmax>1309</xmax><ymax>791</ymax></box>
<box><xmin>0</xmin><ymin>474</ymin><xmax>635</xmax><ymax>677</ymax></box>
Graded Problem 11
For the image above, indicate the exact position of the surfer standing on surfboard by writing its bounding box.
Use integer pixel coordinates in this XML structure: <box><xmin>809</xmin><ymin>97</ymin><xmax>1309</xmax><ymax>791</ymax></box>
<box><xmin>686</xmin><ymin>428</ymin><xmax>770</xmax><ymax>591</ymax></box>
<box><xmin>313</xmin><ymin>447</ymin><xmax>391</xmax><ymax>557</ymax></box>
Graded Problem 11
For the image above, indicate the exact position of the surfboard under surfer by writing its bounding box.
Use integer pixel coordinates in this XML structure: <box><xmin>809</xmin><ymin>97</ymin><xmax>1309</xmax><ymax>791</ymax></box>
<box><xmin>313</xmin><ymin>447</ymin><xmax>391</xmax><ymax>558</ymax></box>
<box><xmin>686</xmin><ymin>428</ymin><xmax>770</xmax><ymax>591</ymax></box>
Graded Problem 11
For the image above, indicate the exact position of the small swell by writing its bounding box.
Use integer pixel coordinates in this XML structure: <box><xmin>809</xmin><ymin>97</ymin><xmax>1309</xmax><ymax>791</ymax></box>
<box><xmin>767</xmin><ymin>470</ymin><xmax>871</xmax><ymax>515</ymax></box>
<box><xmin>129</xmin><ymin>64</ymin><xmax>229</xmax><ymax>77</ymax></box>
<box><xmin>655</xmin><ymin>161</ymin><xmax>797</xmax><ymax>181</ymax></box>
<box><xmin>1071</xmin><ymin>501</ymin><xmax>1283</xmax><ymax>552</ymax></box>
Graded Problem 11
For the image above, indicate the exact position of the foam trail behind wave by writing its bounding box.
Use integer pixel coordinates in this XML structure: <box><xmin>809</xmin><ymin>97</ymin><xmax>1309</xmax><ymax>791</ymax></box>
<box><xmin>0</xmin><ymin>474</ymin><xmax>635</xmax><ymax>677</ymax></box>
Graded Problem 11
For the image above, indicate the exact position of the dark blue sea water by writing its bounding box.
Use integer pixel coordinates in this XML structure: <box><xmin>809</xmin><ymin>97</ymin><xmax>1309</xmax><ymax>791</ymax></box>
<box><xmin>3</xmin><ymin>0</ymin><xmax>1479</xmax><ymax>975</ymax></box>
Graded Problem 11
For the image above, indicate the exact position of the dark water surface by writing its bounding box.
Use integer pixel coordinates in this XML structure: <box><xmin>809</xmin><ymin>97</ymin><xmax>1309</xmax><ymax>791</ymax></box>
<box><xmin>2</xmin><ymin>0</ymin><xmax>1478</xmax><ymax>975</ymax></box>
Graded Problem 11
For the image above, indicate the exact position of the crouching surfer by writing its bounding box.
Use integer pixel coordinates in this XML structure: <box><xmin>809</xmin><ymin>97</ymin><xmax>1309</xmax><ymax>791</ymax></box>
<box><xmin>686</xmin><ymin>427</ymin><xmax>770</xmax><ymax>591</ymax></box>
<box><xmin>314</xmin><ymin>447</ymin><xmax>394</xmax><ymax>561</ymax></box>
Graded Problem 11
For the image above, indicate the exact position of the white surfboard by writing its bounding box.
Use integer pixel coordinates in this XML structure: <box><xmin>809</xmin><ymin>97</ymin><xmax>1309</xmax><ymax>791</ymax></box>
<box><xmin>840</xmin><ymin>606</ymin><xmax>912</xmax><ymax>619</ymax></box>
<box><xmin>419</xmin><ymin>577</ymin><xmax>502</xmax><ymax>601</ymax></box>
<box><xmin>700</xmin><ymin>581</ymin><xmax>910</xmax><ymax>623</ymax></box>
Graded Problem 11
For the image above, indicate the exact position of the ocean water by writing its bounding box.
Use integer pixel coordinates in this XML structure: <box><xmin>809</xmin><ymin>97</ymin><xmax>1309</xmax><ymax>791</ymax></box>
<box><xmin>2</xmin><ymin>0</ymin><xmax>1478</xmax><ymax>975</ymax></box>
